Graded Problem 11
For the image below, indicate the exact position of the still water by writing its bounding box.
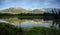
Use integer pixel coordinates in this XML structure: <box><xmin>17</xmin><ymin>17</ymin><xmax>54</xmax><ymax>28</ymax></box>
<box><xmin>20</xmin><ymin>20</ymin><xmax>52</xmax><ymax>28</ymax></box>
<box><xmin>0</xmin><ymin>19</ymin><xmax>53</xmax><ymax>28</ymax></box>
<box><xmin>0</xmin><ymin>19</ymin><xmax>59</xmax><ymax>29</ymax></box>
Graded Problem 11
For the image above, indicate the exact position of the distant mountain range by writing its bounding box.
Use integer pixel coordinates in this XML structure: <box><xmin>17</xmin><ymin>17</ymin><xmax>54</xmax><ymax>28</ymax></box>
<box><xmin>0</xmin><ymin>7</ymin><xmax>29</xmax><ymax>14</ymax></box>
<box><xmin>0</xmin><ymin>7</ymin><xmax>60</xmax><ymax>14</ymax></box>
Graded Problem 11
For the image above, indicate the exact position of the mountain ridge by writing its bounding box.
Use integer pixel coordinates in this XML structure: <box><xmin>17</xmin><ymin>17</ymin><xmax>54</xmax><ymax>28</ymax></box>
<box><xmin>0</xmin><ymin>7</ymin><xmax>60</xmax><ymax>14</ymax></box>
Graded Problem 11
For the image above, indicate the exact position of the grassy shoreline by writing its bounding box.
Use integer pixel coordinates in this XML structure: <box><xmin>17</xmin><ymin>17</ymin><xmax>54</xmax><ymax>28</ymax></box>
<box><xmin>0</xmin><ymin>22</ymin><xmax>60</xmax><ymax>35</ymax></box>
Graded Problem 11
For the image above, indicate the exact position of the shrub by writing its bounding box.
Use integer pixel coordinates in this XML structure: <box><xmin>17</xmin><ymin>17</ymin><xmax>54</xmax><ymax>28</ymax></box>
<box><xmin>0</xmin><ymin>22</ymin><xmax>21</xmax><ymax>35</ymax></box>
<box><xmin>24</xmin><ymin>27</ymin><xmax>60</xmax><ymax>35</ymax></box>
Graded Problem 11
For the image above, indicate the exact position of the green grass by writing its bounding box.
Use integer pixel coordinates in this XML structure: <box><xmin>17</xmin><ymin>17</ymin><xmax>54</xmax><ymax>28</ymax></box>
<box><xmin>0</xmin><ymin>16</ymin><xmax>43</xmax><ymax>19</ymax></box>
<box><xmin>0</xmin><ymin>22</ymin><xmax>60</xmax><ymax>35</ymax></box>
<box><xmin>23</xmin><ymin>27</ymin><xmax>60</xmax><ymax>35</ymax></box>
<box><xmin>0</xmin><ymin>22</ymin><xmax>20</xmax><ymax>35</ymax></box>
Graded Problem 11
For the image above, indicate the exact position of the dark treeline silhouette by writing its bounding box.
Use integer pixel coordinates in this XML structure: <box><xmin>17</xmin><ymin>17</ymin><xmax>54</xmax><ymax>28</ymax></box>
<box><xmin>0</xmin><ymin>11</ymin><xmax>60</xmax><ymax>20</ymax></box>
<box><xmin>0</xmin><ymin>13</ymin><xmax>43</xmax><ymax>16</ymax></box>
<box><xmin>42</xmin><ymin>8</ymin><xmax>60</xmax><ymax>29</ymax></box>
<box><xmin>17</xmin><ymin>13</ymin><xmax>43</xmax><ymax>16</ymax></box>
<box><xmin>43</xmin><ymin>8</ymin><xmax>60</xmax><ymax>20</ymax></box>
<box><xmin>0</xmin><ymin>13</ymin><xmax>43</xmax><ymax>19</ymax></box>
<box><xmin>0</xmin><ymin>13</ymin><xmax>17</xmax><ymax>16</ymax></box>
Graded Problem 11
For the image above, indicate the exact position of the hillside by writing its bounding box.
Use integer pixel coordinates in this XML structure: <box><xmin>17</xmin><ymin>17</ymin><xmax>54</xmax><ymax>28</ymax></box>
<box><xmin>0</xmin><ymin>7</ymin><xmax>45</xmax><ymax>14</ymax></box>
<box><xmin>0</xmin><ymin>7</ymin><xmax>60</xmax><ymax>14</ymax></box>
<box><xmin>0</xmin><ymin>7</ymin><xmax>29</xmax><ymax>14</ymax></box>
<box><xmin>30</xmin><ymin>8</ymin><xmax>45</xmax><ymax>14</ymax></box>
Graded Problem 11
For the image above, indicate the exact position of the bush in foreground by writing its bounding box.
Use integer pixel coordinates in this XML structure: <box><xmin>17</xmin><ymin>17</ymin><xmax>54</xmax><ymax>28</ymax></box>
<box><xmin>23</xmin><ymin>27</ymin><xmax>60</xmax><ymax>35</ymax></box>
<box><xmin>0</xmin><ymin>22</ymin><xmax>22</xmax><ymax>35</ymax></box>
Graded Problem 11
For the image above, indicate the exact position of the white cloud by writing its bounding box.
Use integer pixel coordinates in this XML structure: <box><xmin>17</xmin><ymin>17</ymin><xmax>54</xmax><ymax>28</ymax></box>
<box><xmin>44</xmin><ymin>2</ymin><xmax>51</xmax><ymax>6</ymax></box>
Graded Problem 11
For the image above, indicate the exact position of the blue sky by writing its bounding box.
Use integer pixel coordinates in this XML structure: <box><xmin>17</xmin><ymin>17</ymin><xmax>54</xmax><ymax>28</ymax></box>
<box><xmin>0</xmin><ymin>0</ymin><xmax>60</xmax><ymax>10</ymax></box>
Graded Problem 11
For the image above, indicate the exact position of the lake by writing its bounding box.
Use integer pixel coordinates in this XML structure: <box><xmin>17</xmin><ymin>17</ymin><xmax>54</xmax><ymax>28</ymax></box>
<box><xmin>0</xmin><ymin>19</ymin><xmax>55</xmax><ymax>29</ymax></box>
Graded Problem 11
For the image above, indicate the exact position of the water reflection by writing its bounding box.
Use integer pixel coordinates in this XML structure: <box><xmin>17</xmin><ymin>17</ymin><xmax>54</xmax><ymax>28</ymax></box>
<box><xmin>21</xmin><ymin>21</ymin><xmax>52</xmax><ymax>28</ymax></box>
<box><xmin>0</xmin><ymin>19</ymin><xmax>60</xmax><ymax>29</ymax></box>
<box><xmin>51</xmin><ymin>19</ymin><xmax>60</xmax><ymax>29</ymax></box>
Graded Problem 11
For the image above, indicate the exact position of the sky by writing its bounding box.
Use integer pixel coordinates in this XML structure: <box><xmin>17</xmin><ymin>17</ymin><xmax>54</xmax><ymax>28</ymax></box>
<box><xmin>0</xmin><ymin>0</ymin><xmax>60</xmax><ymax>10</ymax></box>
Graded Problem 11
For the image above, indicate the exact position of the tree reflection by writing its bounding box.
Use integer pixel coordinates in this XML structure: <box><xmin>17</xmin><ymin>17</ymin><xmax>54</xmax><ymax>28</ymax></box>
<box><xmin>51</xmin><ymin>19</ymin><xmax>60</xmax><ymax>29</ymax></box>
